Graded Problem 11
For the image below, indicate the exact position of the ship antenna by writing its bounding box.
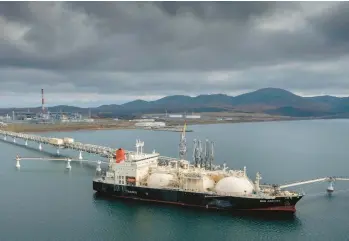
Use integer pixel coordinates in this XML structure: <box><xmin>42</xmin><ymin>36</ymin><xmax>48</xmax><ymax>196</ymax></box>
<box><xmin>135</xmin><ymin>139</ymin><xmax>140</xmax><ymax>155</ymax></box>
<box><xmin>198</xmin><ymin>140</ymin><xmax>202</xmax><ymax>168</ymax></box>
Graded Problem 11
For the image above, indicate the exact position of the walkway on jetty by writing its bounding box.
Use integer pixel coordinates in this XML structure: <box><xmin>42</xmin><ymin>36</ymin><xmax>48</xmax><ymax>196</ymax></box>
<box><xmin>0</xmin><ymin>130</ymin><xmax>177</xmax><ymax>163</ymax></box>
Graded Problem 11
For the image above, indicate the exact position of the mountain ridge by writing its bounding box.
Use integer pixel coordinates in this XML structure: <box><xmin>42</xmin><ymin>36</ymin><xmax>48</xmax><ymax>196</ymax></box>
<box><xmin>1</xmin><ymin>88</ymin><xmax>349</xmax><ymax>118</ymax></box>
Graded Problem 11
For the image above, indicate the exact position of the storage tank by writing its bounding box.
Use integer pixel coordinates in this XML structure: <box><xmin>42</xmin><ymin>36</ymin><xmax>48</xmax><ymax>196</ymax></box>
<box><xmin>185</xmin><ymin>115</ymin><xmax>201</xmax><ymax>119</ymax></box>
<box><xmin>168</xmin><ymin>114</ymin><xmax>183</xmax><ymax>118</ymax></box>
<box><xmin>202</xmin><ymin>176</ymin><xmax>215</xmax><ymax>191</ymax></box>
<box><xmin>215</xmin><ymin>176</ymin><xmax>254</xmax><ymax>195</ymax></box>
<box><xmin>135</xmin><ymin>122</ymin><xmax>166</xmax><ymax>127</ymax></box>
<box><xmin>147</xmin><ymin>173</ymin><xmax>176</xmax><ymax>188</ymax></box>
<box><xmin>63</xmin><ymin>137</ymin><xmax>74</xmax><ymax>144</ymax></box>
<box><xmin>49</xmin><ymin>138</ymin><xmax>64</xmax><ymax>145</ymax></box>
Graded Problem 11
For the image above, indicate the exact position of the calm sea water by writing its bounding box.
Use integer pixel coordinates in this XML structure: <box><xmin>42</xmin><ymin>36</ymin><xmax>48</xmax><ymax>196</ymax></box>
<box><xmin>1</xmin><ymin>120</ymin><xmax>349</xmax><ymax>241</ymax></box>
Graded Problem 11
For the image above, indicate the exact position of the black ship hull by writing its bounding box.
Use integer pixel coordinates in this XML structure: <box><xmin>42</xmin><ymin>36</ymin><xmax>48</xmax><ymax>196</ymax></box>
<box><xmin>93</xmin><ymin>181</ymin><xmax>303</xmax><ymax>213</ymax></box>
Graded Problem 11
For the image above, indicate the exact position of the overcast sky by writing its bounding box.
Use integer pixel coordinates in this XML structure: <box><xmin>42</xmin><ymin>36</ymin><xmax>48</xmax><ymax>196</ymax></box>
<box><xmin>1</xmin><ymin>2</ymin><xmax>349</xmax><ymax>107</ymax></box>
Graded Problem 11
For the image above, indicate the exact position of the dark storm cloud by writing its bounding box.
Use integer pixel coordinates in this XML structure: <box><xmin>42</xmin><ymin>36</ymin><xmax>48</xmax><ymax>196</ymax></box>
<box><xmin>1</xmin><ymin>2</ymin><xmax>347</xmax><ymax>71</ymax></box>
<box><xmin>308</xmin><ymin>2</ymin><xmax>349</xmax><ymax>44</ymax></box>
<box><xmin>1</xmin><ymin>1</ymin><xmax>349</xmax><ymax>106</ymax></box>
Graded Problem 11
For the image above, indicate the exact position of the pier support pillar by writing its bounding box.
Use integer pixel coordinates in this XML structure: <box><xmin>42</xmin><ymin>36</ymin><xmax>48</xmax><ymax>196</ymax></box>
<box><xmin>15</xmin><ymin>155</ymin><xmax>20</xmax><ymax>169</ymax></box>
<box><xmin>78</xmin><ymin>151</ymin><xmax>83</xmax><ymax>160</ymax></box>
<box><xmin>39</xmin><ymin>143</ymin><xmax>42</xmax><ymax>151</ymax></box>
<box><xmin>4</xmin><ymin>135</ymin><xmax>6</xmax><ymax>141</ymax></box>
<box><xmin>66</xmin><ymin>159</ymin><xmax>72</xmax><ymax>170</ymax></box>
<box><xmin>96</xmin><ymin>160</ymin><xmax>101</xmax><ymax>172</ymax></box>
<box><xmin>13</xmin><ymin>138</ymin><xmax>16</xmax><ymax>143</ymax></box>
<box><xmin>56</xmin><ymin>148</ymin><xmax>60</xmax><ymax>155</ymax></box>
<box><xmin>327</xmin><ymin>180</ymin><xmax>334</xmax><ymax>194</ymax></box>
<box><xmin>25</xmin><ymin>140</ymin><xmax>28</xmax><ymax>146</ymax></box>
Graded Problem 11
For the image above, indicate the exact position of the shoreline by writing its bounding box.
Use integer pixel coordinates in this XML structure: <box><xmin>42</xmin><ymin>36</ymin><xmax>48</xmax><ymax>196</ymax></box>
<box><xmin>0</xmin><ymin>117</ymin><xmax>327</xmax><ymax>134</ymax></box>
<box><xmin>2</xmin><ymin>123</ymin><xmax>137</xmax><ymax>133</ymax></box>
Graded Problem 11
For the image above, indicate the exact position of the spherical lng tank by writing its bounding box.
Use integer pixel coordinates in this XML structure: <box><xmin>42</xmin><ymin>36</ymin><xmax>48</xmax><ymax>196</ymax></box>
<box><xmin>147</xmin><ymin>173</ymin><xmax>175</xmax><ymax>188</ymax></box>
<box><xmin>215</xmin><ymin>176</ymin><xmax>254</xmax><ymax>195</ymax></box>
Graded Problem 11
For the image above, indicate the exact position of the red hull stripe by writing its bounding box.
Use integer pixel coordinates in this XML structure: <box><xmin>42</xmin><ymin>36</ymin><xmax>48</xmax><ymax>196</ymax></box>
<box><xmin>246</xmin><ymin>206</ymin><xmax>296</xmax><ymax>212</ymax></box>
<box><xmin>113</xmin><ymin>195</ymin><xmax>296</xmax><ymax>212</ymax></box>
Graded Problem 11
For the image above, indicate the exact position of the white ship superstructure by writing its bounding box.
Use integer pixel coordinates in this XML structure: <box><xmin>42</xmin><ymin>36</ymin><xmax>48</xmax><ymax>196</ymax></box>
<box><xmin>105</xmin><ymin>140</ymin><xmax>160</xmax><ymax>186</ymax></box>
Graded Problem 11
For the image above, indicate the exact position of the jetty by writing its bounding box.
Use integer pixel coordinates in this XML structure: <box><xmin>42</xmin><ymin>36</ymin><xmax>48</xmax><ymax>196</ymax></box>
<box><xmin>0</xmin><ymin>130</ymin><xmax>177</xmax><ymax>163</ymax></box>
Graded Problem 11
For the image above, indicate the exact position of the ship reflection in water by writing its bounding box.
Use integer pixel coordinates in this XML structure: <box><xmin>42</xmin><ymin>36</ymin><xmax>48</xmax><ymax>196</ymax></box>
<box><xmin>92</xmin><ymin>192</ymin><xmax>302</xmax><ymax>222</ymax></box>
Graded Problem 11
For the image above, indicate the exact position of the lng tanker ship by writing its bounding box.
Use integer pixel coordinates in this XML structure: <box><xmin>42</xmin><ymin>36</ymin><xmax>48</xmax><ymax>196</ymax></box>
<box><xmin>93</xmin><ymin>124</ymin><xmax>303</xmax><ymax>213</ymax></box>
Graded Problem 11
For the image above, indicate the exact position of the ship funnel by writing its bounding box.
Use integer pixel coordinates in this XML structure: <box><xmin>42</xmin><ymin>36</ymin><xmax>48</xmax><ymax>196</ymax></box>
<box><xmin>116</xmin><ymin>148</ymin><xmax>126</xmax><ymax>163</ymax></box>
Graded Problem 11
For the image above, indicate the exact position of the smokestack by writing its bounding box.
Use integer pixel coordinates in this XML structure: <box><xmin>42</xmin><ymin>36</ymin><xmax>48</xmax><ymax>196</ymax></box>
<box><xmin>41</xmin><ymin>88</ymin><xmax>45</xmax><ymax>113</ymax></box>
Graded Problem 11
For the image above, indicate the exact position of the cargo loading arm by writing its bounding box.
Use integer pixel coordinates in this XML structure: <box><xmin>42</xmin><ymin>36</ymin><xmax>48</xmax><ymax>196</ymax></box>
<box><xmin>279</xmin><ymin>176</ymin><xmax>349</xmax><ymax>193</ymax></box>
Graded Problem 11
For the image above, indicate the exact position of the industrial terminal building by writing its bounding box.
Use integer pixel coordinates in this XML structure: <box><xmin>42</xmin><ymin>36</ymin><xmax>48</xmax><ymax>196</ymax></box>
<box><xmin>134</xmin><ymin>121</ymin><xmax>166</xmax><ymax>128</ymax></box>
<box><xmin>3</xmin><ymin>89</ymin><xmax>93</xmax><ymax>124</ymax></box>
<box><xmin>141</xmin><ymin>113</ymin><xmax>201</xmax><ymax>120</ymax></box>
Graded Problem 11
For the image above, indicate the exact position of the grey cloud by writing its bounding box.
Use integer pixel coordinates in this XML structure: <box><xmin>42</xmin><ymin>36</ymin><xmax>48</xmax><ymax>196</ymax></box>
<box><xmin>308</xmin><ymin>2</ymin><xmax>349</xmax><ymax>44</ymax></box>
<box><xmin>1</xmin><ymin>2</ymin><xmax>346</xmax><ymax>72</ymax></box>
<box><xmin>0</xmin><ymin>2</ymin><xmax>34</xmax><ymax>23</ymax></box>
<box><xmin>1</xmin><ymin>1</ymin><xmax>349</xmax><ymax>106</ymax></box>
<box><xmin>154</xmin><ymin>2</ymin><xmax>281</xmax><ymax>21</ymax></box>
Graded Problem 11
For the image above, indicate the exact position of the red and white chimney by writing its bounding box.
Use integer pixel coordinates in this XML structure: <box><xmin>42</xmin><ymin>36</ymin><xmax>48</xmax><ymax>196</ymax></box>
<box><xmin>41</xmin><ymin>88</ymin><xmax>45</xmax><ymax>113</ymax></box>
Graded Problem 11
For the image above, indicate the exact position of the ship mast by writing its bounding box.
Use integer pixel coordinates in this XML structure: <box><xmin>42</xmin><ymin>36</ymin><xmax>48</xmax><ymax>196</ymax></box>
<box><xmin>193</xmin><ymin>139</ymin><xmax>197</xmax><ymax>167</ymax></box>
<box><xmin>192</xmin><ymin>138</ymin><xmax>214</xmax><ymax>170</ymax></box>
<box><xmin>209</xmin><ymin>141</ymin><xmax>214</xmax><ymax>170</ymax></box>
<box><xmin>204</xmin><ymin>139</ymin><xmax>209</xmax><ymax>169</ymax></box>
<box><xmin>193</xmin><ymin>139</ymin><xmax>200</xmax><ymax>167</ymax></box>
<box><xmin>204</xmin><ymin>140</ymin><xmax>215</xmax><ymax>170</ymax></box>
<box><xmin>179</xmin><ymin>121</ymin><xmax>187</xmax><ymax>160</ymax></box>
<box><xmin>198</xmin><ymin>140</ymin><xmax>203</xmax><ymax>167</ymax></box>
